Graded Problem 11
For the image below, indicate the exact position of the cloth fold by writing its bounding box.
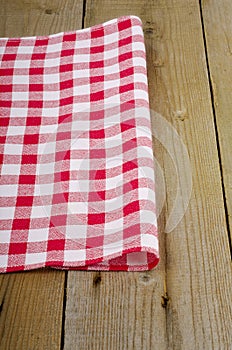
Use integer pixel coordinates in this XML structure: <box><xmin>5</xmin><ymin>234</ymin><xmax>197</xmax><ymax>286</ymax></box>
<box><xmin>0</xmin><ymin>16</ymin><xmax>159</xmax><ymax>272</ymax></box>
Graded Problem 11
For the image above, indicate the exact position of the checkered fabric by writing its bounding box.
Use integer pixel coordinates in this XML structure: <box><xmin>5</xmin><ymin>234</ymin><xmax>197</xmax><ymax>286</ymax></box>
<box><xmin>0</xmin><ymin>16</ymin><xmax>159</xmax><ymax>272</ymax></box>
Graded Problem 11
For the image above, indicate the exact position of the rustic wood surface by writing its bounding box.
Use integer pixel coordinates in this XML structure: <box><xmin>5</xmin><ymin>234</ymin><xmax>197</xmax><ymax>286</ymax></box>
<box><xmin>0</xmin><ymin>1</ymin><xmax>231</xmax><ymax>349</ymax></box>
<box><xmin>201</xmin><ymin>0</ymin><xmax>232</xmax><ymax>244</ymax></box>
<box><xmin>0</xmin><ymin>270</ymin><xmax>64</xmax><ymax>349</ymax></box>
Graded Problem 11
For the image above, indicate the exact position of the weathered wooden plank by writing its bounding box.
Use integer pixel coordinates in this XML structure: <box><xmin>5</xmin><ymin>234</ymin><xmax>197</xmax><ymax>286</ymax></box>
<box><xmin>146</xmin><ymin>0</ymin><xmax>232</xmax><ymax>348</ymax></box>
<box><xmin>0</xmin><ymin>270</ymin><xmax>64</xmax><ymax>350</ymax></box>
<box><xmin>201</xmin><ymin>0</ymin><xmax>232</xmax><ymax>245</ymax></box>
<box><xmin>65</xmin><ymin>268</ymin><xmax>167</xmax><ymax>350</ymax></box>
<box><xmin>64</xmin><ymin>0</ymin><xmax>232</xmax><ymax>349</ymax></box>
<box><xmin>0</xmin><ymin>0</ymin><xmax>84</xmax><ymax>37</ymax></box>
<box><xmin>63</xmin><ymin>2</ymin><xmax>167</xmax><ymax>350</ymax></box>
<box><xmin>144</xmin><ymin>0</ymin><xmax>232</xmax><ymax>348</ymax></box>
<box><xmin>0</xmin><ymin>1</ymin><xmax>83</xmax><ymax>349</ymax></box>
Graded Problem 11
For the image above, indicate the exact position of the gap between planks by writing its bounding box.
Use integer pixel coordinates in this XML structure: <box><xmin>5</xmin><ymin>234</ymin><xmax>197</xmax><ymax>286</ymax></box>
<box><xmin>199</xmin><ymin>0</ymin><xmax>232</xmax><ymax>256</ymax></box>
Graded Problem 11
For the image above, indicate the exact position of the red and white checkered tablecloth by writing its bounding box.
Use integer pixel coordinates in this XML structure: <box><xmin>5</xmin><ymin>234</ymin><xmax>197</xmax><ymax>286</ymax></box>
<box><xmin>0</xmin><ymin>16</ymin><xmax>159</xmax><ymax>272</ymax></box>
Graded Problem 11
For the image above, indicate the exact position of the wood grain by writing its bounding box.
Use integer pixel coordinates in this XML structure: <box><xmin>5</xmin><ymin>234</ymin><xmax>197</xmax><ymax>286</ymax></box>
<box><xmin>0</xmin><ymin>0</ymin><xmax>84</xmax><ymax>37</ymax></box>
<box><xmin>64</xmin><ymin>2</ymin><xmax>168</xmax><ymax>350</ymax></box>
<box><xmin>0</xmin><ymin>1</ymin><xmax>83</xmax><ymax>349</ymax></box>
<box><xmin>64</xmin><ymin>0</ymin><xmax>232</xmax><ymax>349</ymax></box>
<box><xmin>0</xmin><ymin>270</ymin><xmax>64</xmax><ymax>350</ymax></box>
<box><xmin>64</xmin><ymin>269</ymin><xmax>167</xmax><ymax>350</ymax></box>
<box><xmin>143</xmin><ymin>0</ymin><xmax>232</xmax><ymax>348</ymax></box>
<box><xmin>201</xmin><ymin>0</ymin><xmax>232</xmax><ymax>245</ymax></box>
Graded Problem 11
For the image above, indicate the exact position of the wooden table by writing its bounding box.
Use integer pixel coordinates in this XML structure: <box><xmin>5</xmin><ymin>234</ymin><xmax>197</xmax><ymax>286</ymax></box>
<box><xmin>0</xmin><ymin>1</ymin><xmax>231</xmax><ymax>349</ymax></box>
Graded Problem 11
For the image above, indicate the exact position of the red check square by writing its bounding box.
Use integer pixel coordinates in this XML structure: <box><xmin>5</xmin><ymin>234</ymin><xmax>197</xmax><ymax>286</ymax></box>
<box><xmin>47</xmin><ymin>239</ymin><xmax>65</xmax><ymax>251</ymax></box>
<box><xmin>88</xmin><ymin>213</ymin><xmax>105</xmax><ymax>225</ymax></box>
<box><xmin>9</xmin><ymin>242</ymin><xmax>27</xmax><ymax>255</ymax></box>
